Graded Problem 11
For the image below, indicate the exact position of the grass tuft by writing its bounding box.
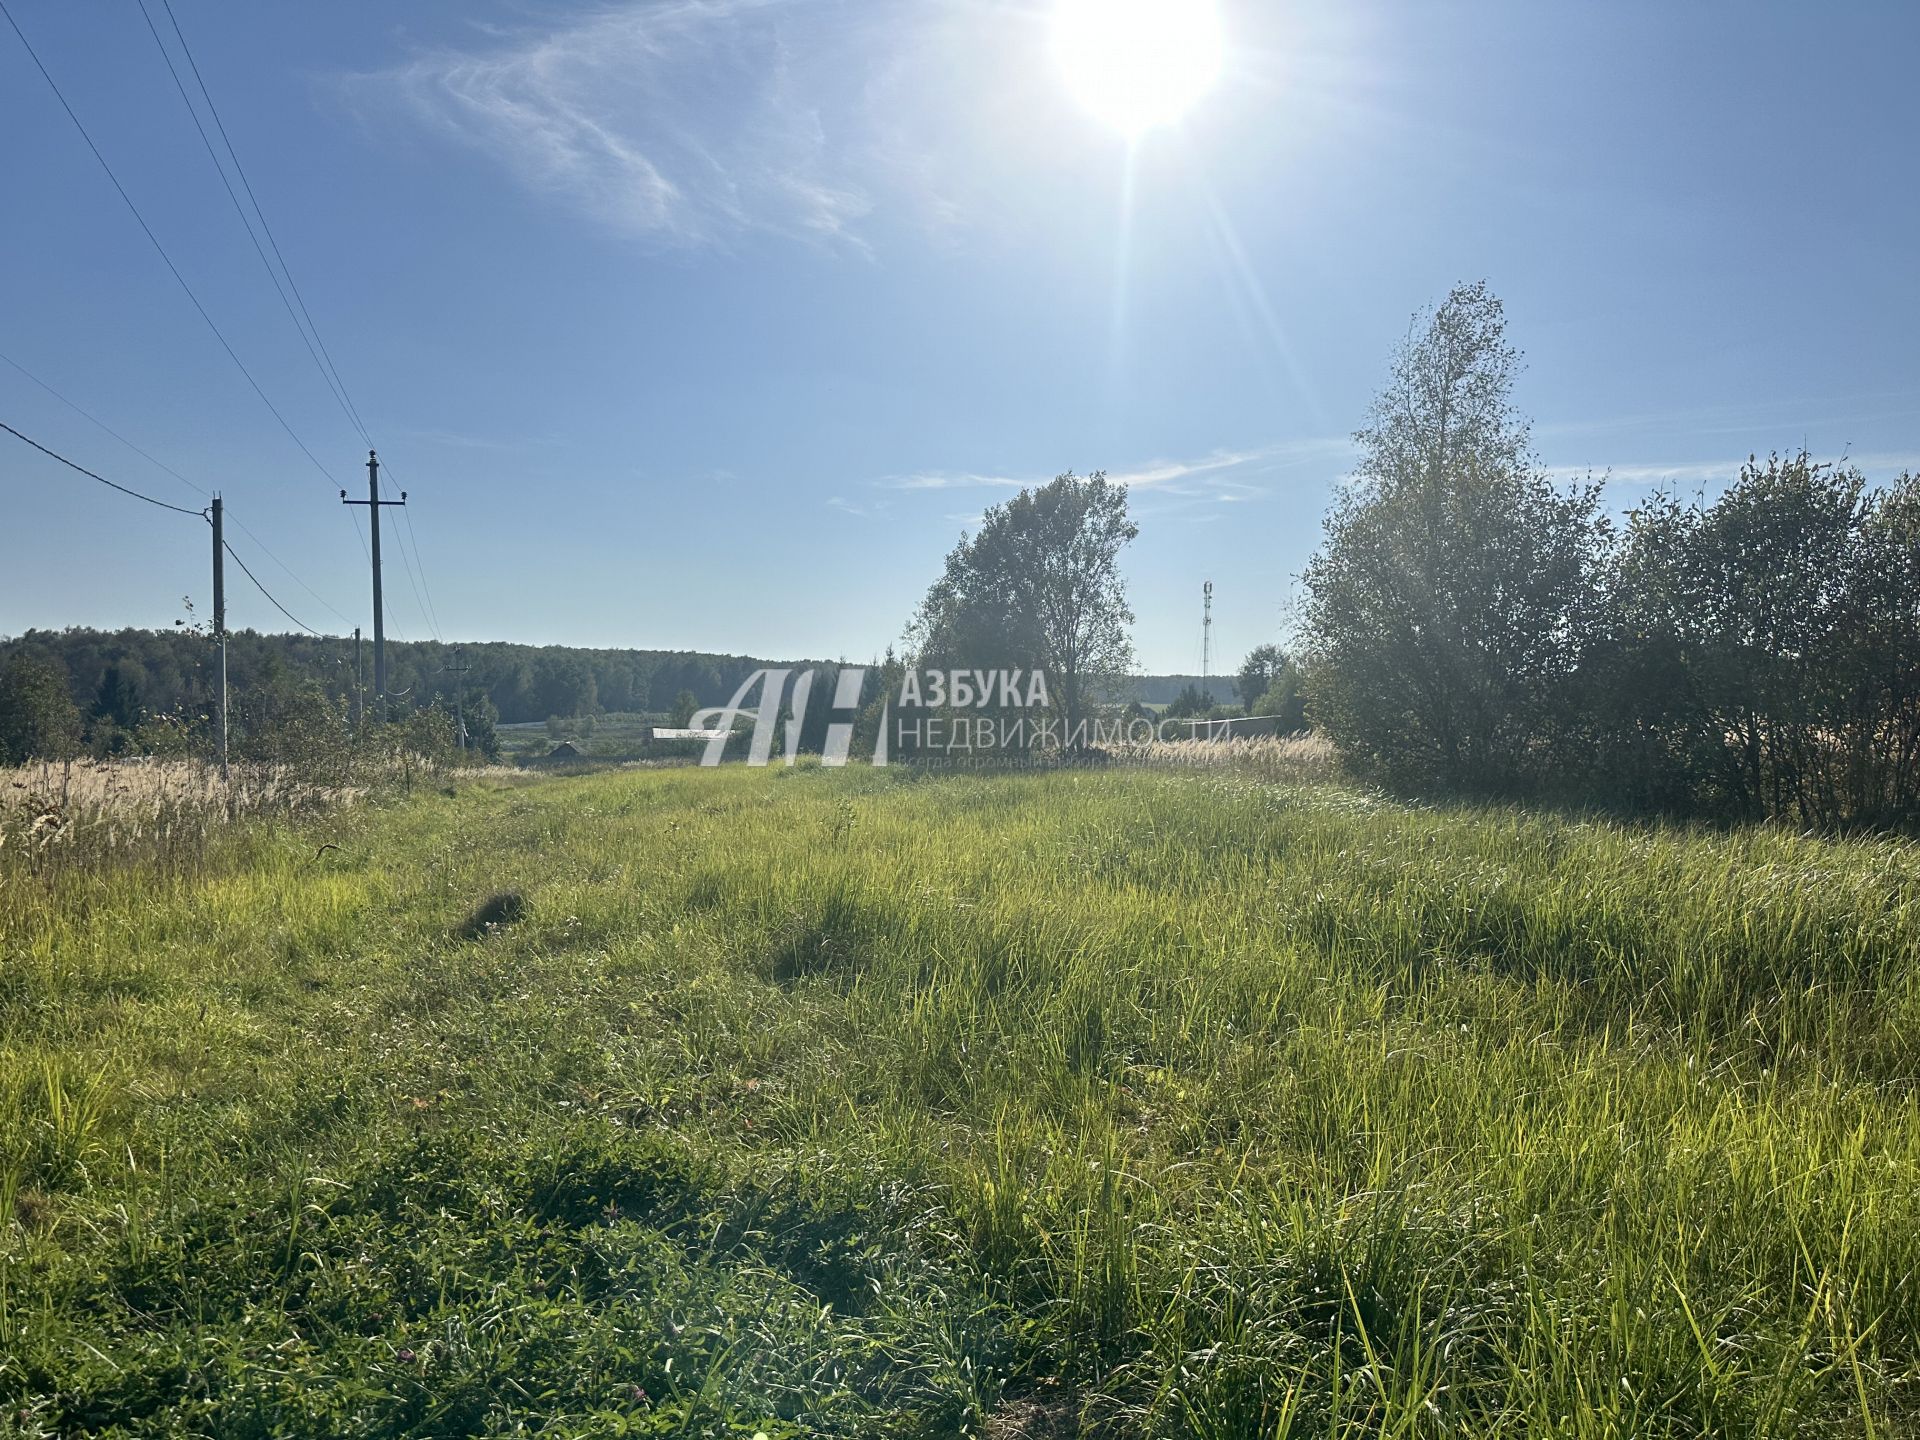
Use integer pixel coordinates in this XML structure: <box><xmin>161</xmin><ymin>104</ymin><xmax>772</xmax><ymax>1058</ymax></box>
<box><xmin>459</xmin><ymin>888</ymin><xmax>530</xmax><ymax>939</ymax></box>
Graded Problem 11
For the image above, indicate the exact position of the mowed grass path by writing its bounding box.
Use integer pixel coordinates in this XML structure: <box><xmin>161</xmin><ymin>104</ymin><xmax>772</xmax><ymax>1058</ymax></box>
<box><xmin>3</xmin><ymin>765</ymin><xmax>1918</xmax><ymax>1437</ymax></box>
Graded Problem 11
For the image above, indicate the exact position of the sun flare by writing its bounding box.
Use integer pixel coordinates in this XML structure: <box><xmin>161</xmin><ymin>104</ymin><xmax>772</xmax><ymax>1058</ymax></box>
<box><xmin>1053</xmin><ymin>0</ymin><xmax>1224</xmax><ymax>138</ymax></box>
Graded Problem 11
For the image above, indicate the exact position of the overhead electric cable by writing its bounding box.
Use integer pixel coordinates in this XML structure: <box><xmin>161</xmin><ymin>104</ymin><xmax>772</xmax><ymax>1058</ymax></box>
<box><xmin>152</xmin><ymin>1</ymin><xmax>452</xmax><ymax>647</ymax></box>
<box><xmin>0</xmin><ymin>347</ymin><xmax>207</xmax><ymax>499</ymax></box>
<box><xmin>2</xmin><ymin>350</ymin><xmax>355</xmax><ymax>626</ymax></box>
<box><xmin>380</xmin><ymin>460</ymin><xmax>444</xmax><ymax>642</ymax></box>
<box><xmin>401</xmin><ymin>505</ymin><xmax>445</xmax><ymax>640</ymax></box>
<box><xmin>157</xmin><ymin>0</ymin><xmax>371</xmax><ymax>444</ymax></box>
<box><xmin>227</xmin><ymin>514</ymin><xmax>355</xmax><ymax>629</ymax></box>
<box><xmin>0</xmin><ymin>0</ymin><xmax>343</xmax><ymax>491</ymax></box>
<box><xmin>368</xmin><ymin>455</ymin><xmax>443</xmax><ymax>642</ymax></box>
<box><xmin>223</xmin><ymin>538</ymin><xmax>321</xmax><ymax>636</ymax></box>
<box><xmin>389</xmin><ymin>508</ymin><xmax>438</xmax><ymax>643</ymax></box>
<box><xmin>2</xmin><ymin>419</ymin><xmax>204</xmax><ymax>516</ymax></box>
<box><xmin>135</xmin><ymin>0</ymin><xmax>359</xmax><ymax>437</ymax></box>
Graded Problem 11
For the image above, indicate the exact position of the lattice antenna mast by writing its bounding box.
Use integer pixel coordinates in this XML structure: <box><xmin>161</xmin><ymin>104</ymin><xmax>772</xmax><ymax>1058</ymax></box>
<box><xmin>1202</xmin><ymin>581</ymin><xmax>1213</xmax><ymax>693</ymax></box>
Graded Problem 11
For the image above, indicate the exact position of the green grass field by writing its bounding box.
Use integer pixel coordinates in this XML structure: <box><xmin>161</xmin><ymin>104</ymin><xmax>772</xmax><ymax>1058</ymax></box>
<box><xmin>3</xmin><ymin>764</ymin><xmax>1917</xmax><ymax>1437</ymax></box>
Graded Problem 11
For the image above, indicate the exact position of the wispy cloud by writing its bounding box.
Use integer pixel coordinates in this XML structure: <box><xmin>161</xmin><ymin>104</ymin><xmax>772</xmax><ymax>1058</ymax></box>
<box><xmin>339</xmin><ymin>0</ymin><xmax>1147</xmax><ymax>250</ymax></box>
<box><xmin>891</xmin><ymin>442</ymin><xmax>1920</xmax><ymax>510</ymax></box>
<box><xmin>341</xmin><ymin>1</ymin><xmax>873</xmax><ymax>247</ymax></box>
<box><xmin>1544</xmin><ymin>459</ymin><xmax>1746</xmax><ymax>488</ymax></box>
<box><xmin>1108</xmin><ymin>447</ymin><xmax>1278</xmax><ymax>491</ymax></box>
<box><xmin>881</xmin><ymin>470</ymin><xmax>1026</xmax><ymax>493</ymax></box>
<box><xmin>877</xmin><ymin>439</ymin><xmax>1355</xmax><ymax>500</ymax></box>
<box><xmin>1547</xmin><ymin>450</ymin><xmax>1920</xmax><ymax>490</ymax></box>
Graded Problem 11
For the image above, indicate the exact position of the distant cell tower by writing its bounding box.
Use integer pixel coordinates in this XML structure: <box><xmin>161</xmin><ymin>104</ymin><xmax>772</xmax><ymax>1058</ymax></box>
<box><xmin>1201</xmin><ymin>580</ymin><xmax>1213</xmax><ymax>694</ymax></box>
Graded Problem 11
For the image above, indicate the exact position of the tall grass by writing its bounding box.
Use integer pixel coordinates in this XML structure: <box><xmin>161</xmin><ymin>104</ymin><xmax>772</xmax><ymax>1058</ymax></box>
<box><xmin>1</xmin><ymin>763</ymin><xmax>1915</xmax><ymax>1435</ymax></box>
<box><xmin>1114</xmin><ymin>733</ymin><xmax>1342</xmax><ymax>785</ymax></box>
<box><xmin>0</xmin><ymin>756</ymin><xmax>360</xmax><ymax>876</ymax></box>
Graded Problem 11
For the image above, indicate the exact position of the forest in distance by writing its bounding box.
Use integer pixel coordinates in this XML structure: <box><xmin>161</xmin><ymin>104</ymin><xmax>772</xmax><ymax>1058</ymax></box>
<box><xmin>0</xmin><ymin>627</ymin><xmax>1233</xmax><ymax>734</ymax></box>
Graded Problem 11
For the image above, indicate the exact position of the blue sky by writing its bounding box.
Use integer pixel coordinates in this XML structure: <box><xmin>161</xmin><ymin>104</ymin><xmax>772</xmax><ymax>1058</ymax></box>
<box><xmin>5</xmin><ymin>0</ymin><xmax>1919</xmax><ymax>674</ymax></box>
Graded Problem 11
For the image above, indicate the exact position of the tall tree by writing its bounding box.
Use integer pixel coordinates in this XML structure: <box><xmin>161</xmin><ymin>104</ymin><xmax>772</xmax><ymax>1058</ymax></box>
<box><xmin>910</xmin><ymin>471</ymin><xmax>1138</xmax><ymax>747</ymax></box>
<box><xmin>1302</xmin><ymin>281</ymin><xmax>1603</xmax><ymax>791</ymax></box>
<box><xmin>1162</xmin><ymin>684</ymin><xmax>1214</xmax><ymax>721</ymax></box>
<box><xmin>92</xmin><ymin>664</ymin><xmax>143</xmax><ymax>730</ymax></box>
<box><xmin>1236</xmin><ymin>644</ymin><xmax>1287</xmax><ymax>709</ymax></box>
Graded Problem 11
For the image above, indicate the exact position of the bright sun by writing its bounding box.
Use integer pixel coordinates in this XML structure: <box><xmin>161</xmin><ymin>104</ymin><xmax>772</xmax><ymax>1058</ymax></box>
<box><xmin>1053</xmin><ymin>0</ymin><xmax>1224</xmax><ymax>139</ymax></box>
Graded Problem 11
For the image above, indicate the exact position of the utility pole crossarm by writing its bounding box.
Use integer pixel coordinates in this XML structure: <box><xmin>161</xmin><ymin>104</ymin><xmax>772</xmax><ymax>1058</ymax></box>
<box><xmin>341</xmin><ymin>450</ymin><xmax>405</xmax><ymax>722</ymax></box>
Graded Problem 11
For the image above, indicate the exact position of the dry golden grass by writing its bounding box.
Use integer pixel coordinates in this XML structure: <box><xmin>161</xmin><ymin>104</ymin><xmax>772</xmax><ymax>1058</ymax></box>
<box><xmin>0</xmin><ymin>757</ymin><xmax>362</xmax><ymax>869</ymax></box>
<box><xmin>4</xmin><ymin>755</ymin><xmax>325</xmax><ymax>811</ymax></box>
<box><xmin>1113</xmin><ymin>731</ymin><xmax>1342</xmax><ymax>784</ymax></box>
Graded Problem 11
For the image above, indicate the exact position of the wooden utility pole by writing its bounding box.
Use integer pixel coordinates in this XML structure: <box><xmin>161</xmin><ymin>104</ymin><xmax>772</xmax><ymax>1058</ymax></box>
<box><xmin>211</xmin><ymin>493</ymin><xmax>229</xmax><ymax>782</ymax></box>
<box><xmin>341</xmin><ymin>451</ymin><xmax>405</xmax><ymax>722</ymax></box>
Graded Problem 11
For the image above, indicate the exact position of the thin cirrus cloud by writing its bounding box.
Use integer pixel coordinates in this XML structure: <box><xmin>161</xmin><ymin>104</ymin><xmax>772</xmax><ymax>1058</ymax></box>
<box><xmin>876</xmin><ymin>439</ymin><xmax>1357</xmax><ymax>498</ymax></box>
<box><xmin>340</xmin><ymin>1</ymin><xmax>1102</xmax><ymax>249</ymax></box>
<box><xmin>340</xmin><ymin>0</ymin><xmax>876</xmax><ymax>247</ymax></box>
<box><xmin>874</xmin><ymin>442</ymin><xmax>1919</xmax><ymax>509</ymax></box>
<box><xmin>1546</xmin><ymin>450</ymin><xmax>1920</xmax><ymax>490</ymax></box>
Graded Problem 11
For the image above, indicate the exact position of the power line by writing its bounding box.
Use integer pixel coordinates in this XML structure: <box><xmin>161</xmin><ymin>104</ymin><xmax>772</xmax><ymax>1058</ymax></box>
<box><xmin>223</xmin><ymin>538</ymin><xmax>320</xmax><ymax>636</ymax></box>
<box><xmin>7</xmin><ymin>1</ymin><xmax>456</xmax><ymax>650</ymax></box>
<box><xmin>377</xmin><ymin>457</ymin><xmax>443</xmax><ymax>642</ymax></box>
<box><xmin>134</xmin><ymin>0</ymin><xmax>395</xmax><ymax>622</ymax></box>
<box><xmin>4</xmin><ymin>412</ymin><xmax>349</xmax><ymax>638</ymax></box>
<box><xmin>158</xmin><ymin>0</ymin><xmax>371</xmax><ymax>446</ymax></box>
<box><xmin>401</xmin><ymin>505</ymin><xmax>445</xmax><ymax>640</ymax></box>
<box><xmin>0</xmin><ymin>347</ymin><xmax>206</xmax><ymax>499</ymax></box>
<box><xmin>147</xmin><ymin>1</ymin><xmax>450</xmax><ymax>648</ymax></box>
<box><xmin>340</xmin><ymin>494</ymin><xmax>405</xmax><ymax>644</ymax></box>
<box><xmin>344</xmin><ymin>500</ymin><xmax>374</xmax><ymax>566</ymax></box>
<box><xmin>1</xmin><ymin>348</ymin><xmax>354</xmax><ymax>627</ymax></box>
<box><xmin>134</xmin><ymin>0</ymin><xmax>362</xmax><ymax>443</ymax></box>
<box><xmin>1</xmin><ymin>418</ymin><xmax>204</xmax><ymax>517</ymax></box>
<box><xmin>226</xmin><ymin>513</ymin><xmax>355</xmax><ymax>629</ymax></box>
<box><xmin>0</xmin><ymin>0</ymin><xmax>343</xmax><ymax>493</ymax></box>
<box><xmin>389</xmin><ymin>502</ymin><xmax>438</xmax><ymax>642</ymax></box>
<box><xmin>5</xmin><ymin>417</ymin><xmax>321</xmax><ymax>636</ymax></box>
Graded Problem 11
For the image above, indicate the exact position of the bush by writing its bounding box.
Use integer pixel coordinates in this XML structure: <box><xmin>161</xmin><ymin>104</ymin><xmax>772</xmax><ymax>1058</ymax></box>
<box><xmin>0</xmin><ymin>654</ymin><xmax>81</xmax><ymax>764</ymax></box>
<box><xmin>1251</xmin><ymin>667</ymin><xmax>1307</xmax><ymax>733</ymax></box>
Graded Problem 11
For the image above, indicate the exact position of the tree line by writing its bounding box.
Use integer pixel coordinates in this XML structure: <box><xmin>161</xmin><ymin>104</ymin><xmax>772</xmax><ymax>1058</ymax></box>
<box><xmin>0</xmin><ymin>628</ymin><xmax>815</xmax><ymax>764</ymax></box>
<box><xmin>1303</xmin><ymin>281</ymin><xmax>1920</xmax><ymax>828</ymax></box>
